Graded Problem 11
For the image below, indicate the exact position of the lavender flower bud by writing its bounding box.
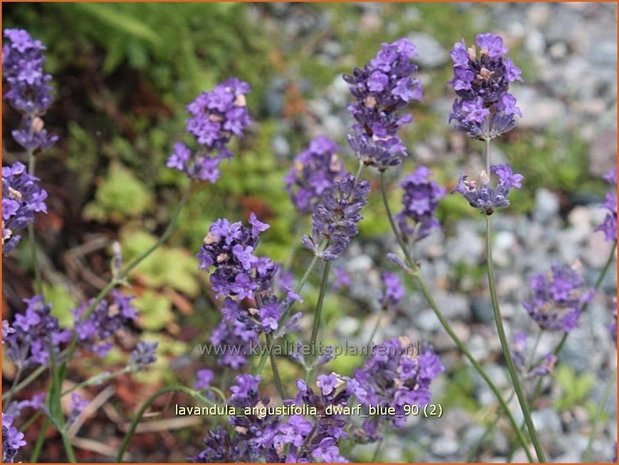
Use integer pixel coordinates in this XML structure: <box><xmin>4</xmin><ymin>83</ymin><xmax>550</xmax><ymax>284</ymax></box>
<box><xmin>129</xmin><ymin>341</ymin><xmax>158</xmax><ymax>370</ymax></box>
<box><xmin>377</xmin><ymin>272</ymin><xmax>405</xmax><ymax>310</ymax></box>
<box><xmin>453</xmin><ymin>164</ymin><xmax>523</xmax><ymax>215</ymax></box>
<box><xmin>396</xmin><ymin>166</ymin><xmax>445</xmax><ymax>242</ymax></box>
<box><xmin>303</xmin><ymin>173</ymin><xmax>370</xmax><ymax>260</ymax></box>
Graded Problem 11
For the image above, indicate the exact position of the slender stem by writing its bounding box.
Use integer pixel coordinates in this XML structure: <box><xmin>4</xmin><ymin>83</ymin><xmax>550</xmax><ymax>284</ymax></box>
<box><xmin>310</xmin><ymin>260</ymin><xmax>331</xmax><ymax>347</ymax></box>
<box><xmin>372</xmin><ymin>438</ymin><xmax>384</xmax><ymax>461</ymax></box>
<box><xmin>486</xmin><ymin>215</ymin><xmax>546</xmax><ymax>463</ymax></box>
<box><xmin>30</xmin><ymin>416</ymin><xmax>49</xmax><ymax>462</ymax></box>
<box><xmin>4</xmin><ymin>365</ymin><xmax>23</xmax><ymax>408</ymax></box>
<box><xmin>379</xmin><ymin>177</ymin><xmax>534</xmax><ymax>462</ymax></box>
<box><xmin>583</xmin><ymin>371</ymin><xmax>616</xmax><ymax>461</ymax></box>
<box><xmin>366</xmin><ymin>312</ymin><xmax>384</xmax><ymax>349</ymax></box>
<box><xmin>485</xmin><ymin>137</ymin><xmax>491</xmax><ymax>174</ymax></box>
<box><xmin>380</xmin><ymin>172</ymin><xmax>415</xmax><ymax>269</ymax></box>
<box><xmin>59</xmin><ymin>427</ymin><xmax>77</xmax><ymax>462</ymax></box>
<box><xmin>2</xmin><ymin>364</ymin><xmax>48</xmax><ymax>401</ymax></box>
<box><xmin>278</xmin><ymin>254</ymin><xmax>320</xmax><ymax>325</ymax></box>
<box><xmin>27</xmin><ymin>150</ymin><xmax>43</xmax><ymax>295</ymax></box>
<box><xmin>414</xmin><ymin>274</ymin><xmax>535</xmax><ymax>463</ymax></box>
<box><xmin>115</xmin><ymin>385</ymin><xmax>215</xmax><ymax>462</ymax></box>
<box><xmin>266</xmin><ymin>334</ymin><xmax>287</xmax><ymax>399</ymax></box>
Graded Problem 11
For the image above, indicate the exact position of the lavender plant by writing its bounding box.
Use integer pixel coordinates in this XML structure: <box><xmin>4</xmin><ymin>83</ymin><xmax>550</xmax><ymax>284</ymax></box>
<box><xmin>2</xmin><ymin>20</ymin><xmax>616</xmax><ymax>464</ymax></box>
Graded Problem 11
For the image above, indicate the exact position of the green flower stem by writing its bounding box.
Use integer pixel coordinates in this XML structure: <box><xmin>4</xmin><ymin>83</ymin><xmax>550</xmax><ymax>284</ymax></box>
<box><xmin>310</xmin><ymin>260</ymin><xmax>331</xmax><ymax>347</ymax></box>
<box><xmin>379</xmin><ymin>175</ymin><xmax>534</xmax><ymax>462</ymax></box>
<box><xmin>486</xmin><ymin>215</ymin><xmax>547</xmax><ymax>463</ymax></box>
<box><xmin>28</xmin><ymin>149</ymin><xmax>44</xmax><ymax>295</ymax></box>
<box><xmin>4</xmin><ymin>365</ymin><xmax>23</xmax><ymax>409</ymax></box>
<box><xmin>30</xmin><ymin>416</ymin><xmax>49</xmax><ymax>462</ymax></box>
<box><xmin>59</xmin><ymin>427</ymin><xmax>77</xmax><ymax>462</ymax></box>
<box><xmin>266</xmin><ymin>333</ymin><xmax>288</xmax><ymax>399</ymax></box>
<box><xmin>116</xmin><ymin>385</ymin><xmax>215</xmax><ymax>462</ymax></box>
<box><xmin>583</xmin><ymin>370</ymin><xmax>616</xmax><ymax>461</ymax></box>
<box><xmin>2</xmin><ymin>364</ymin><xmax>48</xmax><ymax>402</ymax></box>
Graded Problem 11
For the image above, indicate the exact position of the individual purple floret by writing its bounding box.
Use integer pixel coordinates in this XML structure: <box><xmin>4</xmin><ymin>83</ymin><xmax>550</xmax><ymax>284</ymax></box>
<box><xmin>3</xmin><ymin>28</ymin><xmax>58</xmax><ymax>152</ymax></box>
<box><xmin>523</xmin><ymin>264</ymin><xmax>594</xmax><ymax>332</ymax></box>
<box><xmin>4</xmin><ymin>393</ymin><xmax>45</xmax><ymax>421</ymax></box>
<box><xmin>129</xmin><ymin>341</ymin><xmax>158</xmax><ymax>370</ymax></box>
<box><xmin>454</xmin><ymin>164</ymin><xmax>523</xmax><ymax>215</ymax></box>
<box><xmin>396</xmin><ymin>166</ymin><xmax>446</xmax><ymax>241</ymax></box>
<box><xmin>3</xmin><ymin>295</ymin><xmax>71</xmax><ymax>368</ymax></box>
<box><xmin>2</xmin><ymin>161</ymin><xmax>48</xmax><ymax>255</ymax></box>
<box><xmin>73</xmin><ymin>290</ymin><xmax>138</xmax><ymax>356</ymax></box>
<box><xmin>197</xmin><ymin>213</ymin><xmax>276</xmax><ymax>300</ymax></box>
<box><xmin>303</xmin><ymin>173</ymin><xmax>370</xmax><ymax>260</ymax></box>
<box><xmin>595</xmin><ymin>167</ymin><xmax>617</xmax><ymax>242</ymax></box>
<box><xmin>377</xmin><ymin>272</ymin><xmax>405</xmax><ymax>310</ymax></box>
<box><xmin>167</xmin><ymin>78</ymin><xmax>251</xmax><ymax>182</ymax></box>
<box><xmin>511</xmin><ymin>332</ymin><xmax>557</xmax><ymax>378</ymax></box>
<box><xmin>285</xmin><ymin>136</ymin><xmax>345</xmax><ymax>214</ymax></box>
<box><xmin>448</xmin><ymin>33</ymin><xmax>522</xmax><ymax>140</ymax></box>
<box><xmin>2</xmin><ymin>414</ymin><xmax>27</xmax><ymax>463</ymax></box>
<box><xmin>347</xmin><ymin>337</ymin><xmax>443</xmax><ymax>439</ymax></box>
<box><xmin>344</xmin><ymin>38</ymin><xmax>422</xmax><ymax>170</ymax></box>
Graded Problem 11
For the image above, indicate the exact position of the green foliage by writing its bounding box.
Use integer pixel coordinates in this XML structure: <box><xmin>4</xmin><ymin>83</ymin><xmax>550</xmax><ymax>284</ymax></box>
<box><xmin>120</xmin><ymin>229</ymin><xmax>200</xmax><ymax>297</ymax></box>
<box><xmin>441</xmin><ymin>366</ymin><xmax>480</xmax><ymax>412</ymax></box>
<box><xmin>83</xmin><ymin>162</ymin><xmax>152</xmax><ymax>223</ymax></box>
<box><xmin>554</xmin><ymin>365</ymin><xmax>596</xmax><ymax>412</ymax></box>
<box><xmin>43</xmin><ymin>283</ymin><xmax>78</xmax><ymax>328</ymax></box>
<box><xmin>133</xmin><ymin>290</ymin><xmax>175</xmax><ymax>331</ymax></box>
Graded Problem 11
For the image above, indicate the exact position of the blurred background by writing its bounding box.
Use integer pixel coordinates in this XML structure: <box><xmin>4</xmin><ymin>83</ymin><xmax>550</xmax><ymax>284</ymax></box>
<box><xmin>2</xmin><ymin>2</ymin><xmax>617</xmax><ymax>462</ymax></box>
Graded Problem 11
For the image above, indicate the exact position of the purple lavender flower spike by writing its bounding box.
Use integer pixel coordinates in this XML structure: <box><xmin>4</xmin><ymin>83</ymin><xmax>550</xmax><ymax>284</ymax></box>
<box><xmin>2</xmin><ymin>161</ymin><xmax>48</xmax><ymax>255</ymax></box>
<box><xmin>448</xmin><ymin>32</ymin><xmax>522</xmax><ymax>140</ymax></box>
<box><xmin>73</xmin><ymin>291</ymin><xmax>138</xmax><ymax>356</ymax></box>
<box><xmin>595</xmin><ymin>167</ymin><xmax>617</xmax><ymax>242</ymax></box>
<box><xmin>167</xmin><ymin>78</ymin><xmax>251</xmax><ymax>182</ymax></box>
<box><xmin>332</xmin><ymin>266</ymin><xmax>351</xmax><ymax>291</ymax></box>
<box><xmin>377</xmin><ymin>272</ymin><xmax>405</xmax><ymax>310</ymax></box>
<box><xmin>523</xmin><ymin>264</ymin><xmax>594</xmax><ymax>332</ymax></box>
<box><xmin>4</xmin><ymin>295</ymin><xmax>71</xmax><ymax>368</ymax></box>
<box><xmin>2</xmin><ymin>414</ymin><xmax>27</xmax><ymax>463</ymax></box>
<box><xmin>3</xmin><ymin>29</ymin><xmax>58</xmax><ymax>152</ymax></box>
<box><xmin>454</xmin><ymin>164</ymin><xmax>523</xmax><ymax>215</ymax></box>
<box><xmin>347</xmin><ymin>337</ymin><xmax>443</xmax><ymax>439</ymax></box>
<box><xmin>209</xmin><ymin>319</ymin><xmax>259</xmax><ymax>369</ymax></box>
<box><xmin>285</xmin><ymin>136</ymin><xmax>345</xmax><ymax>214</ymax></box>
<box><xmin>303</xmin><ymin>173</ymin><xmax>370</xmax><ymax>260</ymax></box>
<box><xmin>197</xmin><ymin>214</ymin><xmax>276</xmax><ymax>300</ymax></box>
<box><xmin>129</xmin><ymin>341</ymin><xmax>158</xmax><ymax>370</ymax></box>
<box><xmin>344</xmin><ymin>38</ymin><xmax>421</xmax><ymax>170</ymax></box>
<box><xmin>396</xmin><ymin>166</ymin><xmax>445</xmax><ymax>241</ymax></box>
